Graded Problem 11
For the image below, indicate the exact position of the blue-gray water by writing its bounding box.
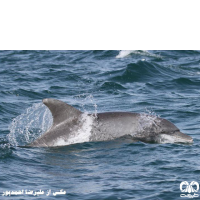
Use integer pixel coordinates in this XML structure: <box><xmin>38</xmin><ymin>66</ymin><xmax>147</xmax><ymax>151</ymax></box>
<box><xmin>0</xmin><ymin>50</ymin><xmax>200</xmax><ymax>199</ymax></box>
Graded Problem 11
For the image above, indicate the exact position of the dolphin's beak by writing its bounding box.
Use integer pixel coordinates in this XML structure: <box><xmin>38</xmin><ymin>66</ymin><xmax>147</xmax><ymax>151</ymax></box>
<box><xmin>158</xmin><ymin>131</ymin><xmax>193</xmax><ymax>144</ymax></box>
<box><xmin>174</xmin><ymin>131</ymin><xmax>193</xmax><ymax>144</ymax></box>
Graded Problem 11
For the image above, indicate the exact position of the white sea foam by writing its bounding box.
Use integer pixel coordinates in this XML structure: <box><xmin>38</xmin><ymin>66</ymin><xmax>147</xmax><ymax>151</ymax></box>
<box><xmin>116</xmin><ymin>50</ymin><xmax>148</xmax><ymax>58</ymax></box>
<box><xmin>53</xmin><ymin>113</ymin><xmax>94</xmax><ymax>146</ymax></box>
<box><xmin>116</xmin><ymin>50</ymin><xmax>162</xmax><ymax>59</ymax></box>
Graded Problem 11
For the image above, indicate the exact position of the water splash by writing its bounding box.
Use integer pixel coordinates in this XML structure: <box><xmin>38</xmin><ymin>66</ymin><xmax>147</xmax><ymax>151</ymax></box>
<box><xmin>116</xmin><ymin>50</ymin><xmax>163</xmax><ymax>59</ymax></box>
<box><xmin>8</xmin><ymin>103</ymin><xmax>52</xmax><ymax>146</ymax></box>
<box><xmin>7</xmin><ymin>96</ymin><xmax>98</xmax><ymax>147</ymax></box>
<box><xmin>0</xmin><ymin>138</ymin><xmax>12</xmax><ymax>158</ymax></box>
<box><xmin>74</xmin><ymin>94</ymin><xmax>98</xmax><ymax>118</ymax></box>
<box><xmin>138</xmin><ymin>108</ymin><xmax>160</xmax><ymax>132</ymax></box>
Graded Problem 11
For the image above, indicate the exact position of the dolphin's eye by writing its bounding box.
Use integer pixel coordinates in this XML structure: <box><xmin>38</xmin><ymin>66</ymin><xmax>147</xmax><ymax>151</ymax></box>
<box><xmin>161</xmin><ymin>129</ymin><xmax>179</xmax><ymax>135</ymax></box>
<box><xmin>170</xmin><ymin>129</ymin><xmax>180</xmax><ymax>134</ymax></box>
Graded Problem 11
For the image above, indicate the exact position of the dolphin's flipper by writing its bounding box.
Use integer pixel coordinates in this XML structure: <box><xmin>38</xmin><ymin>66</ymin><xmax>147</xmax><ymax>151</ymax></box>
<box><xmin>43</xmin><ymin>98</ymin><xmax>82</xmax><ymax>126</ymax></box>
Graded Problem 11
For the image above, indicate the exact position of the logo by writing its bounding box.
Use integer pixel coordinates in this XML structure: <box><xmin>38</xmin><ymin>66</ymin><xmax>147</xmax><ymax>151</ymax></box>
<box><xmin>180</xmin><ymin>181</ymin><xmax>199</xmax><ymax>198</ymax></box>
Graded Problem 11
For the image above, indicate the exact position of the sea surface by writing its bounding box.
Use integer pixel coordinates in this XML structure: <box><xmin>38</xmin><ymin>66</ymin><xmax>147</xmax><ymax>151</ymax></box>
<box><xmin>0</xmin><ymin>50</ymin><xmax>200</xmax><ymax>200</ymax></box>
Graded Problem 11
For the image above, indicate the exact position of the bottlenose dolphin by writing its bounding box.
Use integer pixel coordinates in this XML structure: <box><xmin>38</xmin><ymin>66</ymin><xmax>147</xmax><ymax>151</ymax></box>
<box><xmin>28</xmin><ymin>98</ymin><xmax>193</xmax><ymax>147</ymax></box>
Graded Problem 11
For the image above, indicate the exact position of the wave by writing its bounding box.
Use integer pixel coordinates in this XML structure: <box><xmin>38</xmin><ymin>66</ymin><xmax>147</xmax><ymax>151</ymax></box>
<box><xmin>173</xmin><ymin>77</ymin><xmax>200</xmax><ymax>86</ymax></box>
<box><xmin>110</xmin><ymin>60</ymin><xmax>172</xmax><ymax>83</ymax></box>
<box><xmin>100</xmin><ymin>81</ymin><xmax>126</xmax><ymax>90</ymax></box>
<box><xmin>116</xmin><ymin>50</ymin><xmax>163</xmax><ymax>59</ymax></box>
<box><xmin>146</xmin><ymin>76</ymin><xmax>200</xmax><ymax>92</ymax></box>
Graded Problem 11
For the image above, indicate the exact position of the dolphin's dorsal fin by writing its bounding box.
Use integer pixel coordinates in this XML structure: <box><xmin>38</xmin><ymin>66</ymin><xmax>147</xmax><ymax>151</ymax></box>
<box><xmin>43</xmin><ymin>98</ymin><xmax>82</xmax><ymax>126</ymax></box>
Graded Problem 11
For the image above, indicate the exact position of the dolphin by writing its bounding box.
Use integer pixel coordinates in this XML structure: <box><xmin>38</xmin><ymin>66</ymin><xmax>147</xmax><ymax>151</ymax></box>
<box><xmin>28</xmin><ymin>98</ymin><xmax>193</xmax><ymax>147</ymax></box>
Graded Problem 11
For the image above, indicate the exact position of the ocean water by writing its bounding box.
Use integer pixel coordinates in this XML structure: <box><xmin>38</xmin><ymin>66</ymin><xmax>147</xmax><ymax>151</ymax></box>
<box><xmin>0</xmin><ymin>50</ymin><xmax>200</xmax><ymax>200</ymax></box>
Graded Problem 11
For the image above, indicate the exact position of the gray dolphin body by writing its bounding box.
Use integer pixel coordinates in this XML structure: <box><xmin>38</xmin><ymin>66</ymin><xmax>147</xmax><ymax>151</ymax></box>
<box><xmin>28</xmin><ymin>99</ymin><xmax>193</xmax><ymax>147</ymax></box>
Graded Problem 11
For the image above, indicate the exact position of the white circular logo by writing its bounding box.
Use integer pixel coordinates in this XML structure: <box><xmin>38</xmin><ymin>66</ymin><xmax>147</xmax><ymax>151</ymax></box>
<box><xmin>180</xmin><ymin>181</ymin><xmax>199</xmax><ymax>198</ymax></box>
<box><xmin>180</xmin><ymin>181</ymin><xmax>199</xmax><ymax>193</ymax></box>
